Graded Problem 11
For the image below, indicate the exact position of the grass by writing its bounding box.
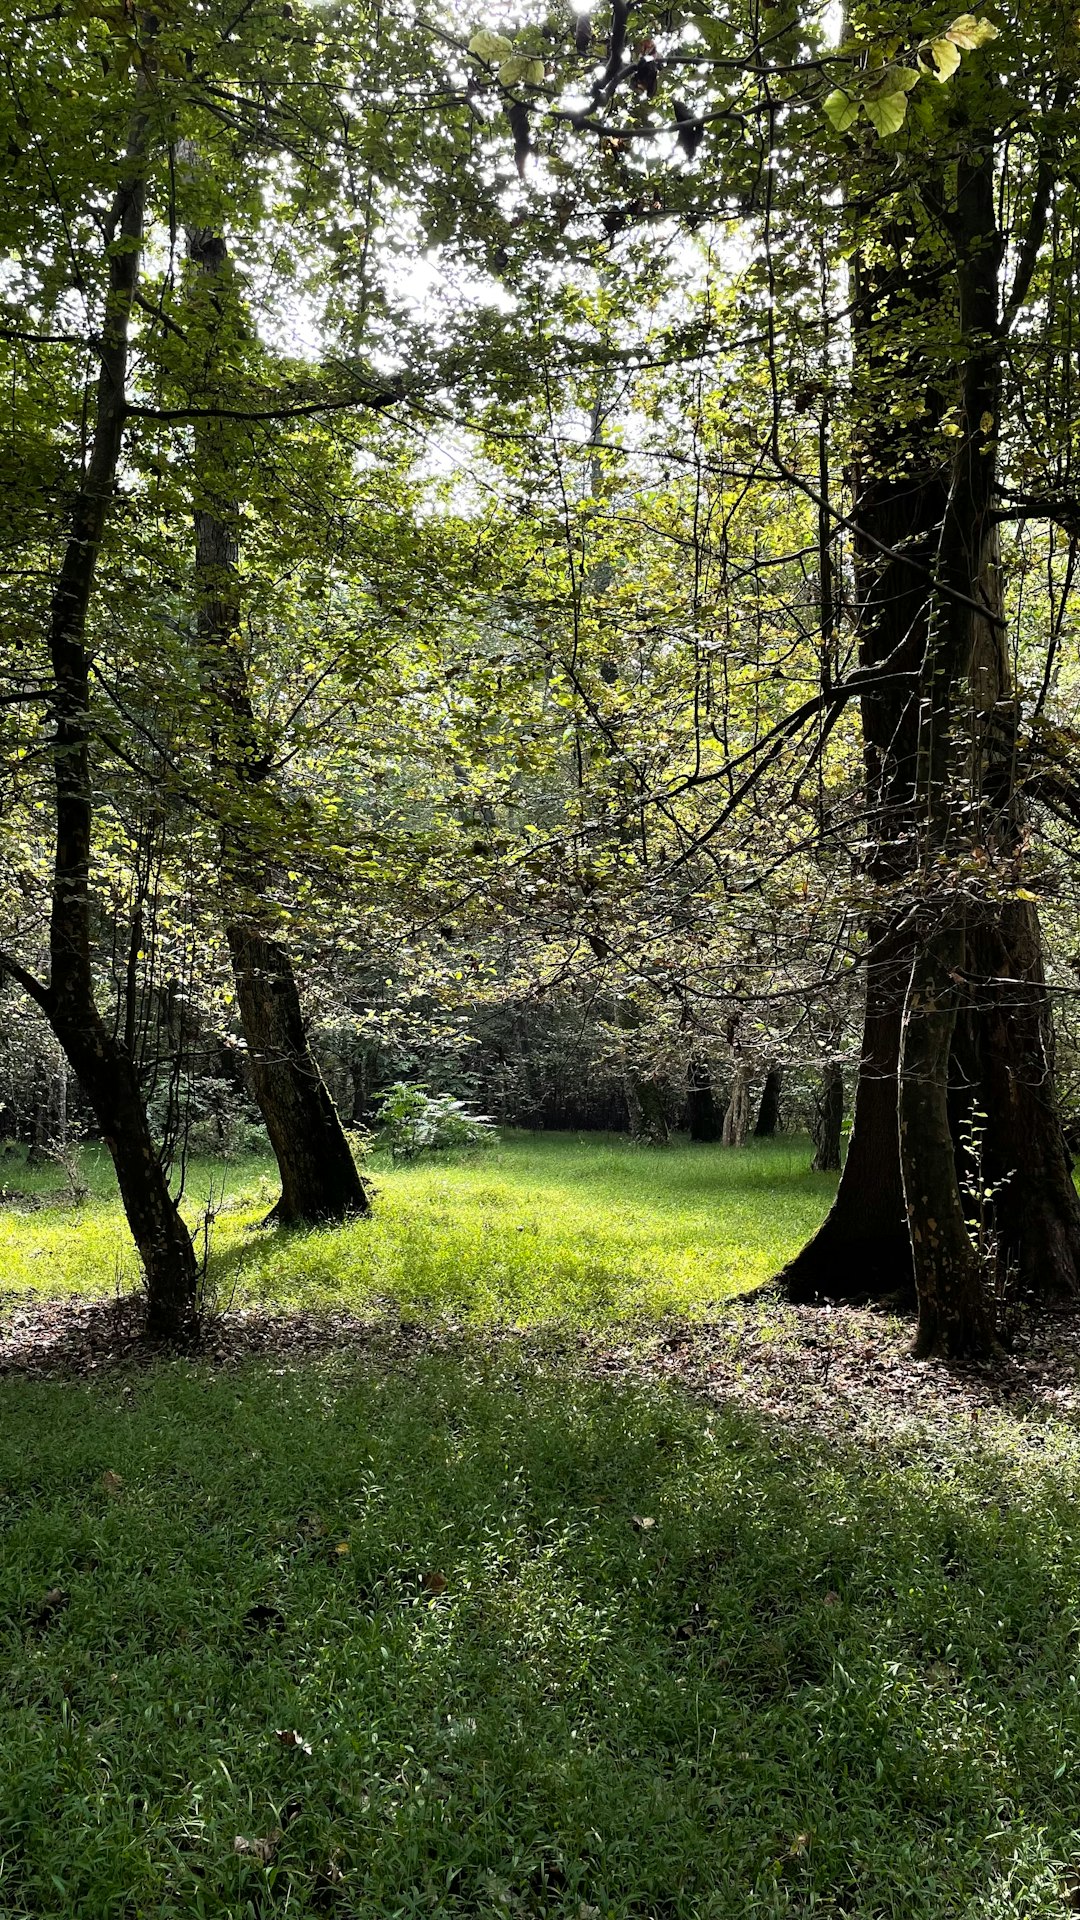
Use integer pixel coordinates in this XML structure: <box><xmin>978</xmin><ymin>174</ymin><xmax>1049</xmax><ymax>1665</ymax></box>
<box><xmin>7</xmin><ymin>1133</ymin><xmax>1079</xmax><ymax>1917</ymax></box>
<box><xmin>0</xmin><ymin>1133</ymin><xmax>834</xmax><ymax>1325</ymax></box>
<box><xmin>3</xmin><ymin>1348</ymin><xmax>1080</xmax><ymax>1917</ymax></box>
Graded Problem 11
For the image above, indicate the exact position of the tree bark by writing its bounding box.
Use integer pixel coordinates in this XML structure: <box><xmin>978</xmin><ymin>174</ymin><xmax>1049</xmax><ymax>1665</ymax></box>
<box><xmin>780</xmin><ymin>113</ymin><xmax>1080</xmax><ymax>1331</ymax></box>
<box><xmin>686</xmin><ymin>1055</ymin><xmax>722</xmax><ymax>1141</ymax></box>
<box><xmin>900</xmin><ymin>928</ymin><xmax>990</xmax><ymax>1358</ymax></box>
<box><xmin>810</xmin><ymin>1060</ymin><xmax>843</xmax><ymax>1173</ymax></box>
<box><xmin>779</xmin><ymin>215</ymin><xmax>943</xmax><ymax>1300</ymax></box>
<box><xmin>753</xmin><ymin>1063</ymin><xmax>783</xmax><ymax>1138</ymax></box>
<box><xmin>185</xmin><ymin>216</ymin><xmax>369</xmax><ymax>1226</ymax></box>
<box><xmin>20</xmin><ymin>55</ymin><xmax>200</xmax><ymax>1337</ymax></box>
<box><xmin>228</xmin><ymin>924</ymin><xmax>369</xmax><ymax>1223</ymax></box>
<box><xmin>722</xmin><ymin>1057</ymin><xmax>751</xmax><ymax>1148</ymax></box>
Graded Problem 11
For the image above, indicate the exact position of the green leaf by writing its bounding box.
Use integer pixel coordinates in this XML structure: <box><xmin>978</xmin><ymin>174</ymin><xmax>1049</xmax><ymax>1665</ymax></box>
<box><xmin>468</xmin><ymin>29</ymin><xmax>514</xmax><ymax>61</ymax></box>
<box><xmin>498</xmin><ymin>53</ymin><xmax>545</xmax><ymax>86</ymax></box>
<box><xmin>822</xmin><ymin>88</ymin><xmax>858</xmax><ymax>132</ymax></box>
<box><xmin>862</xmin><ymin>88</ymin><xmax>909</xmax><ymax>135</ymax></box>
<box><xmin>877</xmin><ymin>64</ymin><xmax>921</xmax><ymax>94</ymax></box>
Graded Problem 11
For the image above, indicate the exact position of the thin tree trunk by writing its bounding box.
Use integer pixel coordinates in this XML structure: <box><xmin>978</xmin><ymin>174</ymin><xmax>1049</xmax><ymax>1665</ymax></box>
<box><xmin>686</xmin><ymin>1054</ymin><xmax>722</xmax><ymax>1141</ymax></box>
<box><xmin>753</xmin><ymin>1063</ymin><xmax>783</xmax><ymax>1138</ymax></box>
<box><xmin>23</xmin><ymin>54</ymin><xmax>199</xmax><ymax>1337</ymax></box>
<box><xmin>185</xmin><ymin>215</ymin><xmax>369</xmax><ymax>1225</ymax></box>
<box><xmin>810</xmin><ymin>1061</ymin><xmax>843</xmax><ymax>1173</ymax></box>
<box><xmin>722</xmin><ymin>1057</ymin><xmax>751</xmax><ymax>1148</ymax></box>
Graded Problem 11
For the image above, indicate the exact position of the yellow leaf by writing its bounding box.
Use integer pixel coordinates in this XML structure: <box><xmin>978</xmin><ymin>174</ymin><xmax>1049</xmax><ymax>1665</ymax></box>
<box><xmin>927</xmin><ymin>35</ymin><xmax>961</xmax><ymax>79</ymax></box>
<box><xmin>334</xmin><ymin>1541</ymin><xmax>350</xmax><ymax>1555</ymax></box>
<box><xmin>468</xmin><ymin>28</ymin><xmax>513</xmax><ymax>60</ymax></box>
<box><xmin>946</xmin><ymin>13</ymin><xmax>999</xmax><ymax>49</ymax></box>
<box><xmin>980</xmin><ymin>410</ymin><xmax>995</xmax><ymax>433</ymax></box>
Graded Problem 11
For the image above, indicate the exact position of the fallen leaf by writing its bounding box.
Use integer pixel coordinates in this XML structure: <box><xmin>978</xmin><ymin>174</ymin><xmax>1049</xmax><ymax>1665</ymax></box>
<box><xmin>275</xmin><ymin>1728</ymin><xmax>313</xmax><ymax>1754</ymax></box>
<box><xmin>32</xmin><ymin>1587</ymin><xmax>69</xmax><ymax>1628</ymax></box>
<box><xmin>233</xmin><ymin>1828</ymin><xmax>282</xmax><ymax>1864</ymax></box>
<box><xmin>243</xmin><ymin>1602</ymin><xmax>285</xmax><ymax>1633</ymax></box>
<box><xmin>823</xmin><ymin>1590</ymin><xmax>840</xmax><ymax>1607</ymax></box>
<box><xmin>422</xmin><ymin>1570</ymin><xmax>448</xmax><ymax>1594</ymax></box>
<box><xmin>101</xmin><ymin>1470</ymin><xmax>124</xmax><ymax>1494</ymax></box>
<box><xmin>631</xmin><ymin>1514</ymin><xmax>657</xmax><ymax>1532</ymax></box>
<box><xmin>334</xmin><ymin>1541</ymin><xmax>350</xmax><ymax>1556</ymax></box>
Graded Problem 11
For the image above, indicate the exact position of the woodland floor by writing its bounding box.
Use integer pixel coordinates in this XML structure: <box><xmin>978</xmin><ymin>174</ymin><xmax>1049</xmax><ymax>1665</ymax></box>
<box><xmin>3</xmin><ymin>1136</ymin><xmax>1080</xmax><ymax>1917</ymax></box>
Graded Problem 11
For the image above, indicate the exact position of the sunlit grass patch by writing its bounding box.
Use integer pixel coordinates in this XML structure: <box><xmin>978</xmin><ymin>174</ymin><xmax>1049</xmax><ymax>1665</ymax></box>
<box><xmin>0</xmin><ymin>1133</ymin><xmax>834</xmax><ymax>1324</ymax></box>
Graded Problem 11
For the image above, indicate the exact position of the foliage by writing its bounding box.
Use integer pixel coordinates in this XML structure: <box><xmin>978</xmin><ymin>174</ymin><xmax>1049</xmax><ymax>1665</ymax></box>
<box><xmin>374</xmin><ymin>1083</ymin><xmax>496</xmax><ymax>1161</ymax></box>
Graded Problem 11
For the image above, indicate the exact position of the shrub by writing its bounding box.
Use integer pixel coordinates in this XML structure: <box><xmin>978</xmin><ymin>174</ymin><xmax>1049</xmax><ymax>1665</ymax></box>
<box><xmin>376</xmin><ymin>1082</ymin><xmax>496</xmax><ymax>1160</ymax></box>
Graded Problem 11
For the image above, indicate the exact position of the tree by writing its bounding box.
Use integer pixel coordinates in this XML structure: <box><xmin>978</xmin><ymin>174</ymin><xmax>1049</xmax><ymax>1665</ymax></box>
<box><xmin>181</xmin><ymin>195</ymin><xmax>370</xmax><ymax>1226</ymax></box>
<box><xmin>452</xmin><ymin>0</ymin><xmax>1080</xmax><ymax>1353</ymax></box>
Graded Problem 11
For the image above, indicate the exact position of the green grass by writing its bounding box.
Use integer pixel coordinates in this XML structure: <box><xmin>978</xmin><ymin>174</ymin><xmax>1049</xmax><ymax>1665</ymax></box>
<box><xmin>2</xmin><ymin>1349</ymin><xmax>1080</xmax><ymax>1918</ymax></box>
<box><xmin>0</xmin><ymin>1133</ymin><xmax>834</xmax><ymax>1325</ymax></box>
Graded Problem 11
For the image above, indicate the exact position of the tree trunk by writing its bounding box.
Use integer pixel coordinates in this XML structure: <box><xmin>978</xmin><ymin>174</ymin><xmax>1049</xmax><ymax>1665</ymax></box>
<box><xmin>900</xmin><ymin>929</ymin><xmax>990</xmax><ymax>1358</ymax></box>
<box><xmin>958</xmin><ymin>908</ymin><xmax>1080</xmax><ymax>1302</ymax></box>
<box><xmin>52</xmin><ymin>1012</ymin><xmax>199</xmax><ymax>1337</ymax></box>
<box><xmin>722</xmin><ymin>1058</ymin><xmax>751</xmax><ymax>1148</ymax></box>
<box><xmin>780</xmin><ymin>123</ymin><xmax>1080</xmax><ymax>1330</ymax></box>
<box><xmin>228</xmin><ymin>924</ymin><xmax>368</xmax><ymax>1223</ymax></box>
<box><xmin>753</xmin><ymin>1063</ymin><xmax>783</xmax><ymax>1138</ymax></box>
<box><xmin>810</xmin><ymin>1060</ymin><xmax>844</xmax><ymax>1173</ymax></box>
<box><xmin>780</xmin><ymin>221</ymin><xmax>944</xmax><ymax>1300</ymax></box>
<box><xmin>686</xmin><ymin>1055</ymin><xmax>722</xmax><ymax>1142</ymax></box>
<box><xmin>185</xmin><ymin>213</ymin><xmax>369</xmax><ymax>1225</ymax></box>
<box><xmin>13</xmin><ymin>55</ymin><xmax>201</xmax><ymax>1338</ymax></box>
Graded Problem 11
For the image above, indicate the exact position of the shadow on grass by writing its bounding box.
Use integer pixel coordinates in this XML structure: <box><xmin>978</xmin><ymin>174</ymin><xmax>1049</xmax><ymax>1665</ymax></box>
<box><xmin>0</xmin><ymin>1342</ymin><xmax>1076</xmax><ymax>1917</ymax></box>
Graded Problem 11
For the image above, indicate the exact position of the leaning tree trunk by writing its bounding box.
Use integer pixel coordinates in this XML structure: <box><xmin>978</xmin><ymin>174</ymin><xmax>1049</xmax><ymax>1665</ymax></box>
<box><xmin>228</xmin><ymin>925</ymin><xmax>370</xmax><ymax>1223</ymax></box>
<box><xmin>21</xmin><ymin>56</ymin><xmax>200</xmax><ymax>1337</ymax></box>
<box><xmin>185</xmin><ymin>212</ymin><xmax>369</xmax><ymax>1226</ymax></box>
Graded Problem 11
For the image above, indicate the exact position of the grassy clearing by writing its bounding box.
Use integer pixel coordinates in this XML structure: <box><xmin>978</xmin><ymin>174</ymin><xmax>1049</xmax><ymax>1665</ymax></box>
<box><xmin>0</xmin><ymin>1134</ymin><xmax>833</xmax><ymax>1324</ymax></box>
<box><xmin>2</xmin><ymin>1348</ymin><xmax>1080</xmax><ymax>1918</ymax></box>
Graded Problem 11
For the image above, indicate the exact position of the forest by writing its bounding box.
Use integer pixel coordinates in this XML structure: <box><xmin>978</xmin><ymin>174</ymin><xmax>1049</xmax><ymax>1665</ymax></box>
<box><xmin>3</xmin><ymin>0</ymin><xmax>1080</xmax><ymax>1912</ymax></box>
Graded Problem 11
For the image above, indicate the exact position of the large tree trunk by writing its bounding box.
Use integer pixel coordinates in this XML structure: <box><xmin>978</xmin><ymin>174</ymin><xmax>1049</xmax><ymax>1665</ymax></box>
<box><xmin>900</xmin><ymin>927</ymin><xmax>990</xmax><ymax>1358</ymax></box>
<box><xmin>23</xmin><ymin>58</ymin><xmax>200</xmax><ymax>1338</ymax></box>
<box><xmin>779</xmin><ymin>219</ymin><xmax>942</xmax><ymax>1300</ymax></box>
<box><xmin>780</xmin><ymin>129</ymin><xmax>1080</xmax><ymax>1337</ymax></box>
<box><xmin>185</xmin><ymin>216</ymin><xmax>369</xmax><ymax>1225</ymax></box>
